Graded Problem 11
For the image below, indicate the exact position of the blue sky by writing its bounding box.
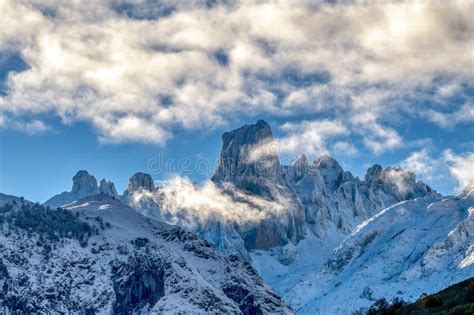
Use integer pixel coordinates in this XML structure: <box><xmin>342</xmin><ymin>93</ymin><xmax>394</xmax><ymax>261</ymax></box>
<box><xmin>0</xmin><ymin>1</ymin><xmax>473</xmax><ymax>202</ymax></box>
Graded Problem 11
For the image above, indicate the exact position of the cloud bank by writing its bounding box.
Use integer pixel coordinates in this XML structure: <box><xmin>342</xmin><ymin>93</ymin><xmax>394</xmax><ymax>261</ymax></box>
<box><xmin>0</xmin><ymin>0</ymin><xmax>472</xmax><ymax>151</ymax></box>
<box><xmin>130</xmin><ymin>176</ymin><xmax>290</xmax><ymax>228</ymax></box>
<box><xmin>401</xmin><ymin>149</ymin><xmax>474</xmax><ymax>193</ymax></box>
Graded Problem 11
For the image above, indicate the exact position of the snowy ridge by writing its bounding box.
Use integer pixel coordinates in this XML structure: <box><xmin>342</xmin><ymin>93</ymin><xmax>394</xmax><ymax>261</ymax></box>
<box><xmin>287</xmin><ymin>192</ymin><xmax>474</xmax><ymax>314</ymax></box>
<box><xmin>0</xmin><ymin>194</ymin><xmax>293</xmax><ymax>314</ymax></box>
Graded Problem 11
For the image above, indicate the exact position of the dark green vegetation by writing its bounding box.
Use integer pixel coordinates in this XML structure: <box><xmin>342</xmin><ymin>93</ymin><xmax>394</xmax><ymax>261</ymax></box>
<box><xmin>355</xmin><ymin>277</ymin><xmax>474</xmax><ymax>314</ymax></box>
<box><xmin>0</xmin><ymin>201</ymin><xmax>96</xmax><ymax>246</ymax></box>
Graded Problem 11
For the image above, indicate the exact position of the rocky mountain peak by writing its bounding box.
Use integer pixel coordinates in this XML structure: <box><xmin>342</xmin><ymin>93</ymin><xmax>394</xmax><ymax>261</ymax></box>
<box><xmin>99</xmin><ymin>179</ymin><xmax>118</xmax><ymax>198</ymax></box>
<box><xmin>293</xmin><ymin>154</ymin><xmax>309</xmax><ymax>168</ymax></box>
<box><xmin>365</xmin><ymin>165</ymin><xmax>436</xmax><ymax>201</ymax></box>
<box><xmin>313</xmin><ymin>155</ymin><xmax>345</xmax><ymax>190</ymax></box>
<box><xmin>364</xmin><ymin>164</ymin><xmax>383</xmax><ymax>183</ymax></box>
<box><xmin>127</xmin><ymin>172</ymin><xmax>155</xmax><ymax>192</ymax></box>
<box><xmin>212</xmin><ymin>120</ymin><xmax>280</xmax><ymax>185</ymax></box>
<box><xmin>71</xmin><ymin>170</ymin><xmax>99</xmax><ymax>196</ymax></box>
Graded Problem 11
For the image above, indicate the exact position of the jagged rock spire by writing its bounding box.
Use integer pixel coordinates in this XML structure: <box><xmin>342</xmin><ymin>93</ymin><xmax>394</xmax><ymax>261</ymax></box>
<box><xmin>212</xmin><ymin>119</ymin><xmax>281</xmax><ymax>186</ymax></box>
<box><xmin>127</xmin><ymin>172</ymin><xmax>155</xmax><ymax>192</ymax></box>
<box><xmin>99</xmin><ymin>179</ymin><xmax>118</xmax><ymax>198</ymax></box>
<box><xmin>71</xmin><ymin>170</ymin><xmax>99</xmax><ymax>196</ymax></box>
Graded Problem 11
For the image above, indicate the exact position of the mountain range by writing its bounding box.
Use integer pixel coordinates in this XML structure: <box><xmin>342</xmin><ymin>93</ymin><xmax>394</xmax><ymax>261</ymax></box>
<box><xmin>2</xmin><ymin>120</ymin><xmax>472</xmax><ymax>314</ymax></box>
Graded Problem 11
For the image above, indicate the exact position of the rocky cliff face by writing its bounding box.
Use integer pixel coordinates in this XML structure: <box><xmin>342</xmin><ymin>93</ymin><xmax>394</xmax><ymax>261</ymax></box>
<box><xmin>0</xmin><ymin>194</ymin><xmax>294</xmax><ymax>314</ymax></box>
<box><xmin>99</xmin><ymin>179</ymin><xmax>118</xmax><ymax>198</ymax></box>
<box><xmin>44</xmin><ymin>171</ymin><xmax>94</xmax><ymax>208</ymax></box>
<box><xmin>286</xmin><ymin>155</ymin><xmax>438</xmax><ymax>237</ymax></box>
<box><xmin>126</xmin><ymin>172</ymin><xmax>155</xmax><ymax>192</ymax></box>
<box><xmin>211</xmin><ymin>120</ymin><xmax>305</xmax><ymax>250</ymax></box>
<box><xmin>44</xmin><ymin>171</ymin><xmax>118</xmax><ymax>208</ymax></box>
<box><xmin>212</xmin><ymin>119</ymin><xmax>282</xmax><ymax>190</ymax></box>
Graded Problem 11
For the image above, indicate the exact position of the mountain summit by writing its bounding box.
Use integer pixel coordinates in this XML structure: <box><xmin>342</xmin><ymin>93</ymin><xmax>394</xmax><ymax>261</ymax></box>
<box><xmin>212</xmin><ymin>119</ymin><xmax>281</xmax><ymax>189</ymax></box>
<box><xmin>44</xmin><ymin>170</ymin><xmax>116</xmax><ymax>208</ymax></box>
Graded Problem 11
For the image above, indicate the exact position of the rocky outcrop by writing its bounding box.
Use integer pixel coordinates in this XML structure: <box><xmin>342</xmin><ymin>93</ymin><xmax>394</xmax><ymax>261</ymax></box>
<box><xmin>127</xmin><ymin>172</ymin><xmax>155</xmax><ymax>192</ymax></box>
<box><xmin>44</xmin><ymin>171</ymin><xmax>118</xmax><ymax>208</ymax></box>
<box><xmin>211</xmin><ymin>120</ymin><xmax>305</xmax><ymax>250</ymax></box>
<box><xmin>212</xmin><ymin>120</ymin><xmax>281</xmax><ymax>190</ymax></box>
<box><xmin>71</xmin><ymin>170</ymin><xmax>99</xmax><ymax>196</ymax></box>
<box><xmin>289</xmin><ymin>156</ymin><xmax>438</xmax><ymax>236</ymax></box>
<box><xmin>99</xmin><ymin>179</ymin><xmax>118</xmax><ymax>198</ymax></box>
<box><xmin>121</xmin><ymin>172</ymin><xmax>158</xmax><ymax>211</ymax></box>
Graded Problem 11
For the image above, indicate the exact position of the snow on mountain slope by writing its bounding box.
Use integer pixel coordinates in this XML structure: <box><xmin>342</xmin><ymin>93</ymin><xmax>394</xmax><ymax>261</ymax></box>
<box><xmin>0</xmin><ymin>194</ymin><xmax>293</xmax><ymax>314</ymax></box>
<box><xmin>287</xmin><ymin>189</ymin><xmax>474</xmax><ymax>314</ymax></box>
<box><xmin>252</xmin><ymin>156</ymin><xmax>438</xmax><ymax>301</ymax></box>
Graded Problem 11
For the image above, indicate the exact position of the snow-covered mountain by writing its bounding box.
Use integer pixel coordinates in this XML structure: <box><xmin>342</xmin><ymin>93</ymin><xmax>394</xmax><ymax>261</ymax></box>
<box><xmin>0</xmin><ymin>193</ymin><xmax>293</xmax><ymax>314</ymax></box>
<box><xmin>16</xmin><ymin>119</ymin><xmax>471</xmax><ymax>314</ymax></box>
<box><xmin>287</xmin><ymin>187</ymin><xmax>474</xmax><ymax>314</ymax></box>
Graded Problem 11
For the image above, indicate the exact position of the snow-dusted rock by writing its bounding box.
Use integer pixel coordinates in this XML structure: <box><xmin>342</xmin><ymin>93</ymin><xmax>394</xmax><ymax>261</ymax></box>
<box><xmin>71</xmin><ymin>170</ymin><xmax>99</xmax><ymax>196</ymax></box>
<box><xmin>44</xmin><ymin>170</ymin><xmax>107</xmax><ymax>208</ymax></box>
<box><xmin>212</xmin><ymin>119</ymin><xmax>281</xmax><ymax>187</ymax></box>
<box><xmin>211</xmin><ymin>120</ymin><xmax>305</xmax><ymax>250</ymax></box>
<box><xmin>99</xmin><ymin>179</ymin><xmax>118</xmax><ymax>198</ymax></box>
<box><xmin>127</xmin><ymin>172</ymin><xmax>155</xmax><ymax>192</ymax></box>
<box><xmin>0</xmin><ymin>194</ymin><xmax>294</xmax><ymax>314</ymax></box>
<box><xmin>287</xmin><ymin>190</ymin><xmax>474</xmax><ymax>314</ymax></box>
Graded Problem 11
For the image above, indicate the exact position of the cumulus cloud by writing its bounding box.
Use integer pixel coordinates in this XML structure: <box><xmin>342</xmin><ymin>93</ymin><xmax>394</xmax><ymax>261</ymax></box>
<box><xmin>401</xmin><ymin>148</ymin><xmax>474</xmax><ymax>193</ymax></box>
<box><xmin>277</xmin><ymin>120</ymin><xmax>349</xmax><ymax>157</ymax></box>
<box><xmin>443</xmin><ymin>150</ymin><xmax>474</xmax><ymax>191</ymax></box>
<box><xmin>0</xmin><ymin>0</ymin><xmax>472</xmax><ymax>149</ymax></box>
<box><xmin>0</xmin><ymin>115</ymin><xmax>50</xmax><ymax>134</ymax></box>
<box><xmin>401</xmin><ymin>149</ymin><xmax>439</xmax><ymax>181</ymax></box>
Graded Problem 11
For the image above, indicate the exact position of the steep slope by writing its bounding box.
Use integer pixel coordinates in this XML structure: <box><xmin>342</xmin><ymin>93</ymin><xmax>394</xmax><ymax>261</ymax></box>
<box><xmin>44</xmin><ymin>170</ymin><xmax>118</xmax><ymax>208</ymax></box>
<box><xmin>288</xmin><ymin>188</ymin><xmax>474</xmax><ymax>314</ymax></box>
<box><xmin>125</xmin><ymin>120</ymin><xmax>306</xmax><ymax>254</ymax></box>
<box><xmin>211</xmin><ymin>119</ymin><xmax>305</xmax><ymax>249</ymax></box>
<box><xmin>252</xmin><ymin>156</ymin><xmax>438</xmax><ymax>298</ymax></box>
<box><xmin>119</xmin><ymin>121</ymin><xmax>438</xmax><ymax>297</ymax></box>
<box><xmin>0</xmin><ymin>194</ymin><xmax>293</xmax><ymax>314</ymax></box>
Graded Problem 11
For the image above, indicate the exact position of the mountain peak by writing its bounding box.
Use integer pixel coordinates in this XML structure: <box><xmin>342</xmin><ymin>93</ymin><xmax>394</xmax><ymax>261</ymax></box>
<box><xmin>212</xmin><ymin>120</ymin><xmax>280</xmax><ymax>185</ymax></box>
<box><xmin>71</xmin><ymin>170</ymin><xmax>99</xmax><ymax>196</ymax></box>
<box><xmin>99</xmin><ymin>178</ymin><xmax>118</xmax><ymax>198</ymax></box>
<box><xmin>364</xmin><ymin>164</ymin><xmax>383</xmax><ymax>182</ymax></box>
<box><xmin>127</xmin><ymin>172</ymin><xmax>155</xmax><ymax>192</ymax></box>
<box><xmin>293</xmin><ymin>154</ymin><xmax>308</xmax><ymax>167</ymax></box>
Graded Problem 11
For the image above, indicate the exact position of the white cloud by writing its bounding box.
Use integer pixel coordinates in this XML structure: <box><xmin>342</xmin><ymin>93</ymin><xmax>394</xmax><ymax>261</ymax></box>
<box><xmin>278</xmin><ymin>120</ymin><xmax>349</xmax><ymax>157</ymax></box>
<box><xmin>401</xmin><ymin>149</ymin><xmax>438</xmax><ymax>181</ymax></box>
<box><xmin>0</xmin><ymin>0</ymin><xmax>471</xmax><ymax>146</ymax></box>
<box><xmin>443</xmin><ymin>149</ymin><xmax>474</xmax><ymax>191</ymax></box>
<box><xmin>424</xmin><ymin>102</ymin><xmax>474</xmax><ymax>128</ymax></box>
<box><xmin>332</xmin><ymin>141</ymin><xmax>358</xmax><ymax>157</ymax></box>
<box><xmin>0</xmin><ymin>115</ymin><xmax>50</xmax><ymax>134</ymax></box>
<box><xmin>131</xmin><ymin>176</ymin><xmax>291</xmax><ymax>227</ymax></box>
<box><xmin>401</xmin><ymin>148</ymin><xmax>474</xmax><ymax>193</ymax></box>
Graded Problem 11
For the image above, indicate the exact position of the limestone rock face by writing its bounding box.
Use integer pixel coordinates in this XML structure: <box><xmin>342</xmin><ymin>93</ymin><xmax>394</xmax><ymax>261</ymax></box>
<box><xmin>127</xmin><ymin>172</ymin><xmax>155</xmax><ymax>192</ymax></box>
<box><xmin>45</xmin><ymin>170</ymin><xmax>108</xmax><ymax>208</ymax></box>
<box><xmin>71</xmin><ymin>170</ymin><xmax>99</xmax><ymax>196</ymax></box>
<box><xmin>212</xmin><ymin>119</ymin><xmax>282</xmax><ymax>192</ymax></box>
<box><xmin>99</xmin><ymin>179</ymin><xmax>118</xmax><ymax>198</ymax></box>
<box><xmin>290</xmin><ymin>159</ymin><xmax>439</xmax><ymax>237</ymax></box>
<box><xmin>211</xmin><ymin>120</ymin><xmax>305</xmax><ymax>250</ymax></box>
